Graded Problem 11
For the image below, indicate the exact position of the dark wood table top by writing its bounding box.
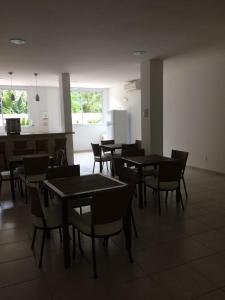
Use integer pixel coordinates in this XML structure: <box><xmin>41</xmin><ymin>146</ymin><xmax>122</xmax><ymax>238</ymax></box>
<box><xmin>122</xmin><ymin>154</ymin><xmax>171</xmax><ymax>167</ymax></box>
<box><xmin>43</xmin><ymin>174</ymin><xmax>126</xmax><ymax>198</ymax></box>
<box><xmin>101</xmin><ymin>144</ymin><xmax>122</xmax><ymax>150</ymax></box>
<box><xmin>9</xmin><ymin>153</ymin><xmax>53</xmax><ymax>163</ymax></box>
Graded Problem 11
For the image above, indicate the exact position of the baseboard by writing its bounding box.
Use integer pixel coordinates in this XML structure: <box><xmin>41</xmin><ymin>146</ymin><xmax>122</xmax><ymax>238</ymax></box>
<box><xmin>74</xmin><ymin>150</ymin><xmax>92</xmax><ymax>153</ymax></box>
<box><xmin>187</xmin><ymin>165</ymin><xmax>225</xmax><ymax>176</ymax></box>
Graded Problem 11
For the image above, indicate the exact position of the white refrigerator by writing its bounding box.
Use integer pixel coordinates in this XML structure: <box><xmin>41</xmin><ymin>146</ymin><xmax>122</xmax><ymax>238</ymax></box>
<box><xmin>106</xmin><ymin>110</ymin><xmax>130</xmax><ymax>143</ymax></box>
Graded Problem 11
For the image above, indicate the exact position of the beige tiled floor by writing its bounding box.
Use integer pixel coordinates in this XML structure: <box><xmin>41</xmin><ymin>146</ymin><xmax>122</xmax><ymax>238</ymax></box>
<box><xmin>1</xmin><ymin>152</ymin><xmax>225</xmax><ymax>299</ymax></box>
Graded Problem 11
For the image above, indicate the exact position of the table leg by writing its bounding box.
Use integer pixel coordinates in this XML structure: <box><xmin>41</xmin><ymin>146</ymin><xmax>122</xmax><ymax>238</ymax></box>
<box><xmin>111</xmin><ymin>150</ymin><xmax>114</xmax><ymax>177</ymax></box>
<box><xmin>138</xmin><ymin>166</ymin><xmax>143</xmax><ymax>208</ymax></box>
<box><xmin>100</xmin><ymin>161</ymin><xmax>103</xmax><ymax>173</ymax></box>
<box><xmin>43</xmin><ymin>188</ymin><xmax>49</xmax><ymax>207</ymax></box>
<box><xmin>62</xmin><ymin>200</ymin><xmax>70</xmax><ymax>268</ymax></box>
<box><xmin>176</xmin><ymin>187</ymin><xmax>181</xmax><ymax>202</ymax></box>
<box><xmin>9</xmin><ymin>162</ymin><xmax>15</xmax><ymax>201</ymax></box>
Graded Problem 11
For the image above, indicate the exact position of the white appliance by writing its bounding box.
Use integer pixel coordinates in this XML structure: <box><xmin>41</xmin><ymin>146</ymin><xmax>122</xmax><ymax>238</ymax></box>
<box><xmin>106</xmin><ymin>110</ymin><xmax>130</xmax><ymax>143</ymax></box>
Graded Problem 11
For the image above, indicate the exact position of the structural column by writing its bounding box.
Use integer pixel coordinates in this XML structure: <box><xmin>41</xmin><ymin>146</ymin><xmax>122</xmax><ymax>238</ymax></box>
<box><xmin>141</xmin><ymin>59</ymin><xmax>163</xmax><ymax>155</ymax></box>
<box><xmin>59</xmin><ymin>73</ymin><xmax>74</xmax><ymax>165</ymax></box>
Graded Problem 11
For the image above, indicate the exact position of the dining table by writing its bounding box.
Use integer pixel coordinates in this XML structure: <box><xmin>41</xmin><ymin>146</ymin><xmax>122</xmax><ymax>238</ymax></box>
<box><xmin>122</xmin><ymin>154</ymin><xmax>172</xmax><ymax>208</ymax></box>
<box><xmin>43</xmin><ymin>173</ymin><xmax>126</xmax><ymax>268</ymax></box>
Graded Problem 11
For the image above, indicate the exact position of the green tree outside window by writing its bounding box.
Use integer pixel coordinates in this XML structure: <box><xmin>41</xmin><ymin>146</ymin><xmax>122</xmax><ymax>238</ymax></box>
<box><xmin>71</xmin><ymin>90</ymin><xmax>103</xmax><ymax>124</ymax></box>
<box><xmin>1</xmin><ymin>90</ymin><xmax>28</xmax><ymax>114</ymax></box>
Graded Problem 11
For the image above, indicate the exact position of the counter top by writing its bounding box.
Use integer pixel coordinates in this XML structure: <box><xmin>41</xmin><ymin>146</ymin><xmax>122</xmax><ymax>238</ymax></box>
<box><xmin>0</xmin><ymin>132</ymin><xmax>74</xmax><ymax>138</ymax></box>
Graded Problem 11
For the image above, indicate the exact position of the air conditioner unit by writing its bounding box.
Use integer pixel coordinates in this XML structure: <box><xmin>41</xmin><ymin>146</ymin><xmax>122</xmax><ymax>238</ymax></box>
<box><xmin>124</xmin><ymin>79</ymin><xmax>141</xmax><ymax>92</ymax></box>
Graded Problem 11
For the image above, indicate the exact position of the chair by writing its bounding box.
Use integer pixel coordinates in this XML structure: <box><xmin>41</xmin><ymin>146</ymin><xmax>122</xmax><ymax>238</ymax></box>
<box><xmin>101</xmin><ymin>139</ymin><xmax>115</xmax><ymax>155</ymax></box>
<box><xmin>28</xmin><ymin>185</ymin><xmax>62</xmax><ymax>267</ymax></box>
<box><xmin>144</xmin><ymin>159</ymin><xmax>184</xmax><ymax>215</ymax></box>
<box><xmin>54</xmin><ymin>138</ymin><xmax>67</xmax><ymax>151</ymax></box>
<box><xmin>35</xmin><ymin>139</ymin><xmax>48</xmax><ymax>153</ymax></box>
<box><xmin>122</xmin><ymin>148</ymin><xmax>145</xmax><ymax>168</ymax></box>
<box><xmin>0</xmin><ymin>143</ymin><xmax>21</xmax><ymax>194</ymax></box>
<box><xmin>121</xmin><ymin>143</ymin><xmax>138</xmax><ymax>156</ymax></box>
<box><xmin>122</xmin><ymin>148</ymin><xmax>145</xmax><ymax>158</ymax></box>
<box><xmin>20</xmin><ymin>155</ymin><xmax>50</xmax><ymax>202</ymax></box>
<box><xmin>171</xmin><ymin>149</ymin><xmax>189</xmax><ymax>198</ymax></box>
<box><xmin>53</xmin><ymin>148</ymin><xmax>68</xmax><ymax>167</ymax></box>
<box><xmin>71</xmin><ymin>185</ymin><xmax>133</xmax><ymax>278</ymax></box>
<box><xmin>0</xmin><ymin>147</ymin><xmax>10</xmax><ymax>193</ymax></box>
<box><xmin>91</xmin><ymin>143</ymin><xmax>111</xmax><ymax>173</ymax></box>
<box><xmin>111</xmin><ymin>156</ymin><xmax>125</xmax><ymax>178</ymax></box>
<box><xmin>135</xmin><ymin>140</ymin><xmax>142</xmax><ymax>150</ymax></box>
<box><xmin>46</xmin><ymin>165</ymin><xmax>80</xmax><ymax>179</ymax></box>
<box><xmin>119</xmin><ymin>166</ymin><xmax>139</xmax><ymax>238</ymax></box>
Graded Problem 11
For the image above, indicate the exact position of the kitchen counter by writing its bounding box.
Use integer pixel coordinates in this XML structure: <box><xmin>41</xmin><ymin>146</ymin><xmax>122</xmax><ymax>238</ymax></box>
<box><xmin>0</xmin><ymin>132</ymin><xmax>74</xmax><ymax>162</ymax></box>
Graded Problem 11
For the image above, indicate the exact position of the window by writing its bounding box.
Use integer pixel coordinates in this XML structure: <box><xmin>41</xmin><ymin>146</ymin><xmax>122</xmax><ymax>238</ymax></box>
<box><xmin>71</xmin><ymin>89</ymin><xmax>103</xmax><ymax>125</ymax></box>
<box><xmin>0</xmin><ymin>89</ymin><xmax>29</xmax><ymax>126</ymax></box>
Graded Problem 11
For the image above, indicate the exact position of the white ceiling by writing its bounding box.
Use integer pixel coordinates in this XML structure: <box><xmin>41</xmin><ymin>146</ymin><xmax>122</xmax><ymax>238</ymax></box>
<box><xmin>0</xmin><ymin>0</ymin><xmax>225</xmax><ymax>87</ymax></box>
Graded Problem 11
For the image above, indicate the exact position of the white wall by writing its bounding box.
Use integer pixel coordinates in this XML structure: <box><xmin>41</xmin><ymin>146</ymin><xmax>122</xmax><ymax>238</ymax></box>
<box><xmin>164</xmin><ymin>48</ymin><xmax>225</xmax><ymax>173</ymax></box>
<box><xmin>109</xmin><ymin>83</ymin><xmax>141</xmax><ymax>143</ymax></box>
<box><xmin>73</xmin><ymin>124</ymin><xmax>107</xmax><ymax>151</ymax></box>
<box><xmin>46</xmin><ymin>87</ymin><xmax>63</xmax><ymax>132</ymax></box>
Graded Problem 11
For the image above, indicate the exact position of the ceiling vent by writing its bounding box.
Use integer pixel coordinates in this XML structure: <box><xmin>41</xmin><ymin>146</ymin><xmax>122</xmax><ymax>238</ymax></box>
<box><xmin>124</xmin><ymin>79</ymin><xmax>141</xmax><ymax>93</ymax></box>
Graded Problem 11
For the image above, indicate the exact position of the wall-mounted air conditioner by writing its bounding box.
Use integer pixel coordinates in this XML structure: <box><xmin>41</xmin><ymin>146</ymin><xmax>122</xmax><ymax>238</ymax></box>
<box><xmin>124</xmin><ymin>79</ymin><xmax>141</xmax><ymax>92</ymax></box>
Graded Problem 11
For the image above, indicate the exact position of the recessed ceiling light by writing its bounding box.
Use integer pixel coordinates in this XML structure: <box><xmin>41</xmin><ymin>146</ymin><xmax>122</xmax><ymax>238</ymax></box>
<box><xmin>9</xmin><ymin>38</ymin><xmax>26</xmax><ymax>45</ymax></box>
<box><xmin>133</xmin><ymin>50</ymin><xmax>146</xmax><ymax>56</ymax></box>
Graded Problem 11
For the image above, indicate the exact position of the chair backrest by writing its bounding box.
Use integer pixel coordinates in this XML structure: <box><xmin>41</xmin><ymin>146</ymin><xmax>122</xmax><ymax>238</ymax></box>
<box><xmin>101</xmin><ymin>140</ymin><xmax>115</xmax><ymax>154</ymax></box>
<box><xmin>54</xmin><ymin>148</ymin><xmax>68</xmax><ymax>167</ymax></box>
<box><xmin>54</xmin><ymin>138</ymin><xmax>67</xmax><ymax>151</ymax></box>
<box><xmin>135</xmin><ymin>140</ymin><xmax>142</xmax><ymax>150</ymax></box>
<box><xmin>46</xmin><ymin>165</ymin><xmax>80</xmax><ymax>179</ymax></box>
<box><xmin>28</xmin><ymin>185</ymin><xmax>45</xmax><ymax>220</ymax></box>
<box><xmin>112</xmin><ymin>157</ymin><xmax>124</xmax><ymax>177</ymax></box>
<box><xmin>0</xmin><ymin>143</ymin><xmax>7</xmax><ymax>171</ymax></box>
<box><xmin>122</xmin><ymin>148</ymin><xmax>145</xmax><ymax>157</ymax></box>
<box><xmin>91</xmin><ymin>185</ymin><xmax>132</xmax><ymax>226</ymax></box>
<box><xmin>35</xmin><ymin>139</ymin><xmax>48</xmax><ymax>153</ymax></box>
<box><xmin>91</xmin><ymin>143</ymin><xmax>101</xmax><ymax>157</ymax></box>
<box><xmin>23</xmin><ymin>155</ymin><xmax>50</xmax><ymax>176</ymax></box>
<box><xmin>119</xmin><ymin>166</ymin><xmax>137</xmax><ymax>192</ymax></box>
<box><xmin>171</xmin><ymin>149</ymin><xmax>188</xmax><ymax>173</ymax></box>
<box><xmin>121</xmin><ymin>143</ymin><xmax>138</xmax><ymax>156</ymax></box>
<box><xmin>158</xmin><ymin>159</ymin><xmax>183</xmax><ymax>183</ymax></box>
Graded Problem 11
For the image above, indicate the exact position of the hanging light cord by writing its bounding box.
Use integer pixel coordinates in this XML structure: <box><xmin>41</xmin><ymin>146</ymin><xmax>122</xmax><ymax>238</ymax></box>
<box><xmin>9</xmin><ymin>71</ymin><xmax>13</xmax><ymax>90</ymax></box>
<box><xmin>34</xmin><ymin>73</ymin><xmax>38</xmax><ymax>93</ymax></box>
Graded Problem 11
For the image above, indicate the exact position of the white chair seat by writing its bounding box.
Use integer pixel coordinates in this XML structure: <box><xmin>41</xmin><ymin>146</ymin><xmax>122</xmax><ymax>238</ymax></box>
<box><xmin>145</xmin><ymin>177</ymin><xmax>179</xmax><ymax>190</ymax></box>
<box><xmin>1</xmin><ymin>170</ymin><xmax>11</xmax><ymax>180</ymax></box>
<box><xmin>31</xmin><ymin>205</ymin><xmax>62</xmax><ymax>228</ymax></box>
<box><xmin>71</xmin><ymin>210</ymin><xmax>122</xmax><ymax>236</ymax></box>
<box><xmin>74</xmin><ymin>205</ymin><xmax>91</xmax><ymax>214</ymax></box>
<box><xmin>20</xmin><ymin>173</ymin><xmax>46</xmax><ymax>184</ymax></box>
<box><xmin>1</xmin><ymin>169</ymin><xmax>20</xmax><ymax>180</ymax></box>
<box><xmin>143</xmin><ymin>167</ymin><xmax>158</xmax><ymax>177</ymax></box>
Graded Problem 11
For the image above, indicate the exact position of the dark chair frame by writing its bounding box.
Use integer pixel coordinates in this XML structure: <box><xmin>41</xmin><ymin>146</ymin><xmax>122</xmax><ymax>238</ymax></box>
<box><xmin>72</xmin><ymin>185</ymin><xmax>133</xmax><ymax>279</ymax></box>
<box><xmin>145</xmin><ymin>159</ymin><xmax>184</xmax><ymax>215</ymax></box>
<box><xmin>29</xmin><ymin>185</ymin><xmax>62</xmax><ymax>268</ymax></box>
<box><xmin>91</xmin><ymin>143</ymin><xmax>111</xmax><ymax>173</ymax></box>
<box><xmin>171</xmin><ymin>149</ymin><xmax>189</xmax><ymax>198</ymax></box>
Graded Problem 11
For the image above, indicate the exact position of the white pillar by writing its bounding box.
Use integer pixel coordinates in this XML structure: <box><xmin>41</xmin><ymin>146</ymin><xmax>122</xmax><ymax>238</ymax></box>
<box><xmin>59</xmin><ymin>73</ymin><xmax>74</xmax><ymax>164</ymax></box>
<box><xmin>141</xmin><ymin>59</ymin><xmax>163</xmax><ymax>155</ymax></box>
